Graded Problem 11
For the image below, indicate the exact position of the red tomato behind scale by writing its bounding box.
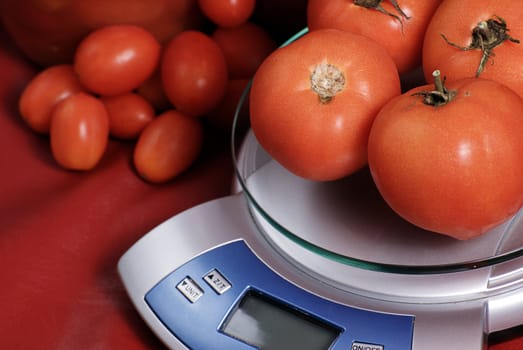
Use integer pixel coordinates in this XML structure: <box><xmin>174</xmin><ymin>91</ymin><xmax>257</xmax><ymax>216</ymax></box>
<box><xmin>422</xmin><ymin>0</ymin><xmax>523</xmax><ymax>98</ymax></box>
<box><xmin>0</xmin><ymin>0</ymin><xmax>202</xmax><ymax>67</ymax></box>
<box><xmin>250</xmin><ymin>29</ymin><xmax>401</xmax><ymax>181</ymax></box>
<box><xmin>198</xmin><ymin>0</ymin><xmax>256</xmax><ymax>28</ymax></box>
<box><xmin>74</xmin><ymin>25</ymin><xmax>161</xmax><ymax>96</ymax></box>
<box><xmin>368</xmin><ymin>72</ymin><xmax>523</xmax><ymax>240</ymax></box>
<box><xmin>50</xmin><ymin>92</ymin><xmax>110</xmax><ymax>171</ymax></box>
<box><xmin>19</xmin><ymin>64</ymin><xmax>87</xmax><ymax>133</ymax></box>
<box><xmin>100</xmin><ymin>93</ymin><xmax>155</xmax><ymax>139</ymax></box>
<box><xmin>133</xmin><ymin>110</ymin><xmax>204</xmax><ymax>183</ymax></box>
<box><xmin>307</xmin><ymin>0</ymin><xmax>442</xmax><ymax>74</ymax></box>
<box><xmin>161</xmin><ymin>30</ymin><xmax>228</xmax><ymax>117</ymax></box>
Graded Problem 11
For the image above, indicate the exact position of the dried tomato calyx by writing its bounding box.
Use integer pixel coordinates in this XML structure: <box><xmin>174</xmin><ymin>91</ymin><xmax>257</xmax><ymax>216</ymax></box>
<box><xmin>441</xmin><ymin>16</ymin><xmax>520</xmax><ymax>77</ymax></box>
<box><xmin>413</xmin><ymin>70</ymin><xmax>456</xmax><ymax>107</ymax></box>
<box><xmin>310</xmin><ymin>62</ymin><xmax>345</xmax><ymax>104</ymax></box>
<box><xmin>353</xmin><ymin>0</ymin><xmax>410</xmax><ymax>27</ymax></box>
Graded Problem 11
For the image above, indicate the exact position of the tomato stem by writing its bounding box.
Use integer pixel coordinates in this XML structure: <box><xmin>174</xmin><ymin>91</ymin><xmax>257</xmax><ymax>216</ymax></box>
<box><xmin>433</xmin><ymin>70</ymin><xmax>445</xmax><ymax>94</ymax></box>
<box><xmin>440</xmin><ymin>16</ymin><xmax>520</xmax><ymax>77</ymax></box>
<box><xmin>413</xmin><ymin>70</ymin><xmax>456</xmax><ymax>107</ymax></box>
<box><xmin>353</xmin><ymin>0</ymin><xmax>410</xmax><ymax>31</ymax></box>
<box><xmin>310</xmin><ymin>62</ymin><xmax>345</xmax><ymax>104</ymax></box>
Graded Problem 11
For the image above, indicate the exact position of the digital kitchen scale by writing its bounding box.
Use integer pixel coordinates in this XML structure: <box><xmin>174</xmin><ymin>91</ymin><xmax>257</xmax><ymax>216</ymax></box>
<box><xmin>118</xmin><ymin>29</ymin><xmax>523</xmax><ymax>350</ymax></box>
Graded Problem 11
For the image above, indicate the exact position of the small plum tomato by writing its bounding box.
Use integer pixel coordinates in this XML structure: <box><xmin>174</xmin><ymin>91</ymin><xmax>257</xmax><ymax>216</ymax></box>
<box><xmin>136</xmin><ymin>69</ymin><xmax>172</xmax><ymax>112</ymax></box>
<box><xmin>250</xmin><ymin>29</ymin><xmax>401</xmax><ymax>181</ymax></box>
<box><xmin>197</xmin><ymin>0</ymin><xmax>255</xmax><ymax>28</ymax></box>
<box><xmin>50</xmin><ymin>92</ymin><xmax>109</xmax><ymax>171</ymax></box>
<box><xmin>212</xmin><ymin>22</ymin><xmax>277</xmax><ymax>79</ymax></box>
<box><xmin>422</xmin><ymin>0</ymin><xmax>523</xmax><ymax>98</ymax></box>
<box><xmin>368</xmin><ymin>71</ymin><xmax>523</xmax><ymax>240</ymax></box>
<box><xmin>74</xmin><ymin>24</ymin><xmax>161</xmax><ymax>96</ymax></box>
<box><xmin>161</xmin><ymin>30</ymin><xmax>228</xmax><ymax>117</ymax></box>
<box><xmin>19</xmin><ymin>64</ymin><xmax>86</xmax><ymax>133</ymax></box>
<box><xmin>100</xmin><ymin>92</ymin><xmax>155</xmax><ymax>139</ymax></box>
<box><xmin>307</xmin><ymin>0</ymin><xmax>442</xmax><ymax>74</ymax></box>
<box><xmin>133</xmin><ymin>110</ymin><xmax>203</xmax><ymax>183</ymax></box>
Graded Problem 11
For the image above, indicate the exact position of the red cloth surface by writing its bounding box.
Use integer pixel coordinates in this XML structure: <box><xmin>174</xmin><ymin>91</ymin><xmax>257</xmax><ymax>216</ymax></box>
<box><xmin>0</xmin><ymin>29</ymin><xmax>521</xmax><ymax>350</ymax></box>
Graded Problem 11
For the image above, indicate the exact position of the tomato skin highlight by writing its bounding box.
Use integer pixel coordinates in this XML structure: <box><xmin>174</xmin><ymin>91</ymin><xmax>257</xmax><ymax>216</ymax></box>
<box><xmin>19</xmin><ymin>64</ymin><xmax>86</xmax><ymax>134</ymax></box>
<box><xmin>100</xmin><ymin>92</ymin><xmax>155</xmax><ymax>139</ymax></box>
<box><xmin>133</xmin><ymin>110</ymin><xmax>203</xmax><ymax>183</ymax></box>
<box><xmin>74</xmin><ymin>24</ymin><xmax>161</xmax><ymax>96</ymax></box>
<box><xmin>161</xmin><ymin>30</ymin><xmax>228</xmax><ymax>117</ymax></box>
<box><xmin>250</xmin><ymin>29</ymin><xmax>401</xmax><ymax>181</ymax></box>
<box><xmin>50</xmin><ymin>92</ymin><xmax>110</xmax><ymax>171</ymax></box>
<box><xmin>307</xmin><ymin>0</ymin><xmax>442</xmax><ymax>74</ymax></box>
<box><xmin>422</xmin><ymin>0</ymin><xmax>523</xmax><ymax>98</ymax></box>
<box><xmin>368</xmin><ymin>78</ymin><xmax>523</xmax><ymax>240</ymax></box>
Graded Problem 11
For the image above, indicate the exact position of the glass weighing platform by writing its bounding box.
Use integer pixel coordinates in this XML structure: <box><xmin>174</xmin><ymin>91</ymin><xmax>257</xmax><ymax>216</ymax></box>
<box><xmin>118</xmin><ymin>29</ymin><xmax>523</xmax><ymax>350</ymax></box>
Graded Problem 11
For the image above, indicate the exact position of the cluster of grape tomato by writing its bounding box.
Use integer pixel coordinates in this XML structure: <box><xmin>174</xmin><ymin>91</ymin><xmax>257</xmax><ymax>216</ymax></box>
<box><xmin>18</xmin><ymin>0</ymin><xmax>276</xmax><ymax>184</ymax></box>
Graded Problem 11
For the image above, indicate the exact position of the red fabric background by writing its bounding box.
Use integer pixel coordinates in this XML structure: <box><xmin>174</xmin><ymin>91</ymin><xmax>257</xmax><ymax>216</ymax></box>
<box><xmin>0</xmin><ymin>28</ymin><xmax>521</xmax><ymax>350</ymax></box>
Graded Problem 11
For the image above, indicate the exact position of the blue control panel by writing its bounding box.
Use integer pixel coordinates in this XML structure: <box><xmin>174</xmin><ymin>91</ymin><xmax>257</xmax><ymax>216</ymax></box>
<box><xmin>145</xmin><ymin>240</ymin><xmax>414</xmax><ymax>350</ymax></box>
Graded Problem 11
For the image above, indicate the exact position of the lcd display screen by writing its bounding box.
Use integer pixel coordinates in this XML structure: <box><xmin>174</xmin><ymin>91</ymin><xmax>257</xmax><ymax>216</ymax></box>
<box><xmin>221</xmin><ymin>290</ymin><xmax>341</xmax><ymax>349</ymax></box>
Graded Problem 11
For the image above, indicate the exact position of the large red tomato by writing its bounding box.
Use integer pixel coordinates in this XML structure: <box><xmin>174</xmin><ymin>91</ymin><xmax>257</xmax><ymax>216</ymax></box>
<box><xmin>307</xmin><ymin>0</ymin><xmax>442</xmax><ymax>74</ymax></box>
<box><xmin>250</xmin><ymin>29</ymin><xmax>401</xmax><ymax>181</ymax></box>
<box><xmin>422</xmin><ymin>0</ymin><xmax>523</xmax><ymax>98</ymax></box>
<box><xmin>368</xmin><ymin>71</ymin><xmax>523</xmax><ymax>240</ymax></box>
<box><xmin>0</xmin><ymin>0</ymin><xmax>202</xmax><ymax>67</ymax></box>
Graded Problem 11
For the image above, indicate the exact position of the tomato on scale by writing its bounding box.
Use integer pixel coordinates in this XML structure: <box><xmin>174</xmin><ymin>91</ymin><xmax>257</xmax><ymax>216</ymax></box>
<box><xmin>249</xmin><ymin>29</ymin><xmax>401</xmax><ymax>181</ymax></box>
<box><xmin>422</xmin><ymin>0</ymin><xmax>523</xmax><ymax>98</ymax></box>
<box><xmin>307</xmin><ymin>0</ymin><xmax>442</xmax><ymax>74</ymax></box>
<box><xmin>368</xmin><ymin>70</ymin><xmax>523</xmax><ymax>240</ymax></box>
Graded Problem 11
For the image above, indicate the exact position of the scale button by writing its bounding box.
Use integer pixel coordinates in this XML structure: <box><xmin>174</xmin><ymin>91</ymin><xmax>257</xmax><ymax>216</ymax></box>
<box><xmin>351</xmin><ymin>342</ymin><xmax>384</xmax><ymax>350</ymax></box>
<box><xmin>203</xmin><ymin>269</ymin><xmax>232</xmax><ymax>295</ymax></box>
<box><xmin>176</xmin><ymin>277</ymin><xmax>204</xmax><ymax>303</ymax></box>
